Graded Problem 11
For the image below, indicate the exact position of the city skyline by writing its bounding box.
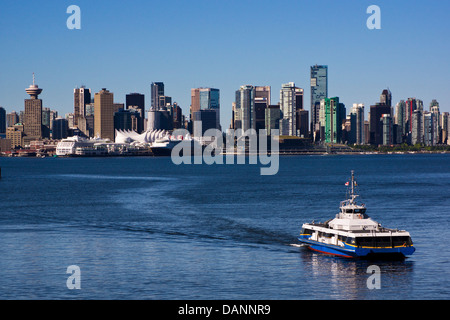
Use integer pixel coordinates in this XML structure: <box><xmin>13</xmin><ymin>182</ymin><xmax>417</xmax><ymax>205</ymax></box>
<box><xmin>0</xmin><ymin>0</ymin><xmax>449</xmax><ymax>129</ymax></box>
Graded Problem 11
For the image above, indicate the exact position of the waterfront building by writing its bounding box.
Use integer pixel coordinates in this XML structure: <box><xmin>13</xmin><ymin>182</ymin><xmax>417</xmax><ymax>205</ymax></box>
<box><xmin>41</xmin><ymin>107</ymin><xmax>51</xmax><ymax>139</ymax></box>
<box><xmin>52</xmin><ymin>117</ymin><xmax>69</xmax><ymax>140</ymax></box>
<box><xmin>0</xmin><ymin>107</ymin><xmax>5</xmax><ymax>133</ymax></box>
<box><xmin>6</xmin><ymin>111</ymin><xmax>19</xmax><ymax>128</ymax></box>
<box><xmin>395</xmin><ymin>100</ymin><xmax>407</xmax><ymax>138</ymax></box>
<box><xmin>193</xmin><ymin>109</ymin><xmax>217</xmax><ymax>137</ymax></box>
<box><xmin>320</xmin><ymin>97</ymin><xmax>345</xmax><ymax>144</ymax></box>
<box><xmin>114</xmin><ymin>108</ymin><xmax>141</xmax><ymax>133</ymax></box>
<box><xmin>279</xmin><ymin>82</ymin><xmax>302</xmax><ymax>137</ymax></box>
<box><xmin>382</xmin><ymin>114</ymin><xmax>393</xmax><ymax>146</ymax></box>
<box><xmin>235</xmin><ymin>85</ymin><xmax>255</xmax><ymax>132</ymax></box>
<box><xmin>369</xmin><ymin>91</ymin><xmax>391</xmax><ymax>145</ymax></box>
<box><xmin>147</xmin><ymin>107</ymin><xmax>172</xmax><ymax>131</ymax></box>
<box><xmin>440</xmin><ymin>112</ymin><xmax>449</xmax><ymax>144</ymax></box>
<box><xmin>423</xmin><ymin>112</ymin><xmax>435</xmax><ymax>146</ymax></box>
<box><xmin>6</xmin><ymin>124</ymin><xmax>24</xmax><ymax>148</ymax></box>
<box><xmin>296</xmin><ymin>109</ymin><xmax>309</xmax><ymax>138</ymax></box>
<box><xmin>151</xmin><ymin>82</ymin><xmax>164</xmax><ymax>109</ymax></box>
<box><xmin>255</xmin><ymin>97</ymin><xmax>268</xmax><ymax>132</ymax></box>
<box><xmin>23</xmin><ymin>74</ymin><xmax>44</xmax><ymax>146</ymax></box>
<box><xmin>171</xmin><ymin>103</ymin><xmax>183</xmax><ymax>129</ymax></box>
<box><xmin>265</xmin><ymin>105</ymin><xmax>281</xmax><ymax>136</ymax></box>
<box><xmin>429</xmin><ymin>100</ymin><xmax>440</xmax><ymax>145</ymax></box>
<box><xmin>310</xmin><ymin>65</ymin><xmax>328</xmax><ymax>138</ymax></box>
<box><xmin>411</xmin><ymin>110</ymin><xmax>423</xmax><ymax>145</ymax></box>
<box><xmin>74</xmin><ymin>86</ymin><xmax>91</xmax><ymax>126</ymax></box>
<box><xmin>351</xmin><ymin>104</ymin><xmax>365</xmax><ymax>145</ymax></box>
<box><xmin>94</xmin><ymin>88</ymin><xmax>117</xmax><ymax>141</ymax></box>
<box><xmin>126</xmin><ymin>93</ymin><xmax>145</xmax><ymax>133</ymax></box>
<box><xmin>199</xmin><ymin>88</ymin><xmax>220</xmax><ymax>130</ymax></box>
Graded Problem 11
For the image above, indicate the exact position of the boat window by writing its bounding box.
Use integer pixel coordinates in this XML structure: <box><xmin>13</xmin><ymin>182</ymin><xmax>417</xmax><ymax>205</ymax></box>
<box><xmin>301</xmin><ymin>229</ymin><xmax>313</xmax><ymax>236</ymax></box>
<box><xmin>354</xmin><ymin>209</ymin><xmax>366</xmax><ymax>214</ymax></box>
<box><xmin>392</xmin><ymin>236</ymin><xmax>413</xmax><ymax>247</ymax></box>
<box><xmin>346</xmin><ymin>238</ymin><xmax>356</xmax><ymax>245</ymax></box>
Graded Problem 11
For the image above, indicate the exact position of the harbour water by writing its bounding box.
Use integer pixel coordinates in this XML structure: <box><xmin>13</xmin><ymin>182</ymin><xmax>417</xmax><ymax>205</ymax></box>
<box><xmin>0</xmin><ymin>154</ymin><xmax>449</xmax><ymax>300</ymax></box>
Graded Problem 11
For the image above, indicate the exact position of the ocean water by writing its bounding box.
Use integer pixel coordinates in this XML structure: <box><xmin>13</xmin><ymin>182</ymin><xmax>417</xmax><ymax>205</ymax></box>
<box><xmin>0</xmin><ymin>154</ymin><xmax>449</xmax><ymax>300</ymax></box>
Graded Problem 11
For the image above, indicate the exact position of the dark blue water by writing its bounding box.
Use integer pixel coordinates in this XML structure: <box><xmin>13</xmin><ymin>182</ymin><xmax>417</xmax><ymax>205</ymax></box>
<box><xmin>0</xmin><ymin>154</ymin><xmax>449</xmax><ymax>300</ymax></box>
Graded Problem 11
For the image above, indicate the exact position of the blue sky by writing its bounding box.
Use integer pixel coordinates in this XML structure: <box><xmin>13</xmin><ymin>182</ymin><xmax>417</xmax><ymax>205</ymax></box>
<box><xmin>0</xmin><ymin>0</ymin><xmax>449</xmax><ymax>128</ymax></box>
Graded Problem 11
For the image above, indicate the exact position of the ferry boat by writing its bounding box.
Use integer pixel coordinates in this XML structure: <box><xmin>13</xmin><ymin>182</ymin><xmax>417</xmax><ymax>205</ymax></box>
<box><xmin>298</xmin><ymin>171</ymin><xmax>415</xmax><ymax>259</ymax></box>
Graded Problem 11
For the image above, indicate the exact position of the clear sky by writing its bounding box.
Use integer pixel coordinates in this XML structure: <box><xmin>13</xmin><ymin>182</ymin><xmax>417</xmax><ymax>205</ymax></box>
<box><xmin>0</xmin><ymin>0</ymin><xmax>449</xmax><ymax>129</ymax></box>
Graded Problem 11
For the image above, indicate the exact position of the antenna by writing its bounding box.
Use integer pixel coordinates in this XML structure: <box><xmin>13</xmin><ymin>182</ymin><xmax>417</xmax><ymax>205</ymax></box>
<box><xmin>33</xmin><ymin>72</ymin><xmax>35</xmax><ymax>85</ymax></box>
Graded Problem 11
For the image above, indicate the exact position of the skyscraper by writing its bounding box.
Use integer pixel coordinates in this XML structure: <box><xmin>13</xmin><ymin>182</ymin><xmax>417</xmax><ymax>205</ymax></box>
<box><xmin>151</xmin><ymin>82</ymin><xmax>164</xmax><ymax>109</ymax></box>
<box><xmin>235</xmin><ymin>85</ymin><xmax>255</xmax><ymax>132</ymax></box>
<box><xmin>74</xmin><ymin>86</ymin><xmax>91</xmax><ymax>126</ymax></box>
<box><xmin>369</xmin><ymin>90</ymin><xmax>392</xmax><ymax>145</ymax></box>
<box><xmin>24</xmin><ymin>74</ymin><xmax>43</xmax><ymax>145</ymax></box>
<box><xmin>351</xmin><ymin>104</ymin><xmax>365</xmax><ymax>145</ymax></box>
<box><xmin>411</xmin><ymin>110</ymin><xmax>423</xmax><ymax>145</ymax></box>
<box><xmin>199</xmin><ymin>88</ymin><xmax>220</xmax><ymax>130</ymax></box>
<box><xmin>6</xmin><ymin>111</ymin><xmax>19</xmax><ymax>128</ymax></box>
<box><xmin>395</xmin><ymin>100</ymin><xmax>406</xmax><ymax>138</ymax></box>
<box><xmin>280</xmin><ymin>82</ymin><xmax>301</xmax><ymax>136</ymax></box>
<box><xmin>423</xmin><ymin>112</ymin><xmax>434</xmax><ymax>146</ymax></box>
<box><xmin>0</xmin><ymin>107</ymin><xmax>6</xmax><ymax>134</ymax></box>
<box><xmin>126</xmin><ymin>93</ymin><xmax>145</xmax><ymax>133</ymax></box>
<box><xmin>265</xmin><ymin>105</ymin><xmax>281</xmax><ymax>136</ymax></box>
<box><xmin>310</xmin><ymin>65</ymin><xmax>328</xmax><ymax>137</ymax></box>
<box><xmin>94</xmin><ymin>88</ymin><xmax>116</xmax><ymax>141</ymax></box>
<box><xmin>382</xmin><ymin>114</ymin><xmax>393</xmax><ymax>146</ymax></box>
<box><xmin>320</xmin><ymin>97</ymin><xmax>345</xmax><ymax>144</ymax></box>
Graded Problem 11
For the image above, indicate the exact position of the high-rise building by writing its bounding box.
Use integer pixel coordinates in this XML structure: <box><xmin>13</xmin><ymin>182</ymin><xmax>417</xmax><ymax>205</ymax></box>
<box><xmin>126</xmin><ymin>93</ymin><xmax>145</xmax><ymax>133</ymax></box>
<box><xmin>279</xmin><ymin>82</ymin><xmax>301</xmax><ymax>136</ymax></box>
<box><xmin>94</xmin><ymin>88</ymin><xmax>116</xmax><ymax>141</ymax></box>
<box><xmin>411</xmin><ymin>110</ymin><xmax>423</xmax><ymax>145</ymax></box>
<box><xmin>24</xmin><ymin>74</ymin><xmax>44</xmax><ymax>145</ymax></box>
<box><xmin>114</xmin><ymin>108</ymin><xmax>141</xmax><ymax>132</ymax></box>
<box><xmin>6</xmin><ymin>111</ymin><xmax>19</xmax><ymax>128</ymax></box>
<box><xmin>320</xmin><ymin>97</ymin><xmax>346</xmax><ymax>144</ymax></box>
<box><xmin>41</xmin><ymin>107</ymin><xmax>51</xmax><ymax>138</ymax></box>
<box><xmin>296</xmin><ymin>109</ymin><xmax>309</xmax><ymax>138</ymax></box>
<box><xmin>0</xmin><ymin>107</ymin><xmax>6</xmax><ymax>134</ymax></box>
<box><xmin>395</xmin><ymin>100</ymin><xmax>407</xmax><ymax>138</ymax></box>
<box><xmin>193</xmin><ymin>109</ymin><xmax>217</xmax><ymax>137</ymax></box>
<box><xmin>265</xmin><ymin>105</ymin><xmax>281</xmax><ymax>136</ymax></box>
<box><xmin>6</xmin><ymin>124</ymin><xmax>24</xmax><ymax>148</ymax></box>
<box><xmin>380</xmin><ymin>89</ymin><xmax>392</xmax><ymax>108</ymax></box>
<box><xmin>382</xmin><ymin>114</ymin><xmax>393</xmax><ymax>146</ymax></box>
<box><xmin>429</xmin><ymin>100</ymin><xmax>440</xmax><ymax>145</ymax></box>
<box><xmin>199</xmin><ymin>88</ymin><xmax>220</xmax><ymax>130</ymax></box>
<box><xmin>255</xmin><ymin>97</ymin><xmax>268</xmax><ymax>132</ymax></box>
<box><xmin>310</xmin><ymin>65</ymin><xmax>328</xmax><ymax>137</ymax></box>
<box><xmin>440</xmin><ymin>112</ymin><xmax>449</xmax><ymax>144</ymax></box>
<box><xmin>351</xmin><ymin>104</ymin><xmax>365</xmax><ymax>145</ymax></box>
<box><xmin>151</xmin><ymin>82</ymin><xmax>164</xmax><ymax>109</ymax></box>
<box><xmin>52</xmin><ymin>117</ymin><xmax>69</xmax><ymax>140</ymax></box>
<box><xmin>235</xmin><ymin>85</ymin><xmax>255</xmax><ymax>132</ymax></box>
<box><xmin>74</xmin><ymin>86</ymin><xmax>91</xmax><ymax>126</ymax></box>
<box><xmin>423</xmin><ymin>112</ymin><xmax>434</xmax><ymax>146</ymax></box>
<box><xmin>171</xmin><ymin>103</ymin><xmax>183</xmax><ymax>129</ymax></box>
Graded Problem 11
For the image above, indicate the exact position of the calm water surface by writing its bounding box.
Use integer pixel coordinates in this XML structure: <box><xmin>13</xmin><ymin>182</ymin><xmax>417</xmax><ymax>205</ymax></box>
<box><xmin>0</xmin><ymin>154</ymin><xmax>449</xmax><ymax>299</ymax></box>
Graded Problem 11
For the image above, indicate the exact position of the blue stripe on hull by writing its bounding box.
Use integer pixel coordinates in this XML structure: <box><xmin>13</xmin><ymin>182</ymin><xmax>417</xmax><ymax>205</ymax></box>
<box><xmin>298</xmin><ymin>237</ymin><xmax>415</xmax><ymax>259</ymax></box>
